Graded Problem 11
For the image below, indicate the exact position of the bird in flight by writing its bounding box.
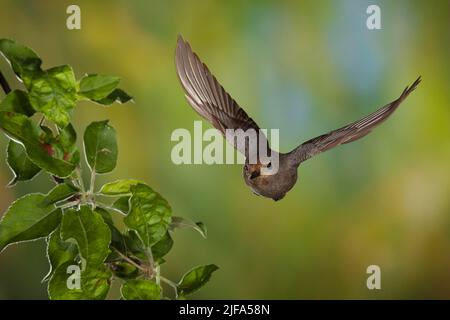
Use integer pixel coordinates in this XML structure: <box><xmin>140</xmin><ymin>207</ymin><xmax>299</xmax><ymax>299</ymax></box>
<box><xmin>175</xmin><ymin>36</ymin><xmax>421</xmax><ymax>201</ymax></box>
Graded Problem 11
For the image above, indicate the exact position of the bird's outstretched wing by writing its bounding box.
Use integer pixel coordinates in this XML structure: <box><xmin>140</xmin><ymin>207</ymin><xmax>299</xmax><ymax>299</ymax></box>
<box><xmin>290</xmin><ymin>77</ymin><xmax>421</xmax><ymax>165</ymax></box>
<box><xmin>175</xmin><ymin>36</ymin><xmax>267</xmax><ymax>157</ymax></box>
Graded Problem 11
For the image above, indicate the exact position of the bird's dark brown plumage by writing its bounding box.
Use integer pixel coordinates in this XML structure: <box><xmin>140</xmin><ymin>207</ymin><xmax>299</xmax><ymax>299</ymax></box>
<box><xmin>175</xmin><ymin>35</ymin><xmax>421</xmax><ymax>201</ymax></box>
<box><xmin>175</xmin><ymin>36</ymin><xmax>267</xmax><ymax>157</ymax></box>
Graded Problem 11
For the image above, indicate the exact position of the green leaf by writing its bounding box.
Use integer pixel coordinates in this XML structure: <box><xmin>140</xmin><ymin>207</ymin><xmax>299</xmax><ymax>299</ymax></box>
<box><xmin>124</xmin><ymin>184</ymin><xmax>172</xmax><ymax>248</ymax></box>
<box><xmin>99</xmin><ymin>179</ymin><xmax>143</xmax><ymax>196</ymax></box>
<box><xmin>57</xmin><ymin>123</ymin><xmax>80</xmax><ymax>165</ymax></box>
<box><xmin>94</xmin><ymin>207</ymin><xmax>127</xmax><ymax>257</ymax></box>
<box><xmin>95</xmin><ymin>207</ymin><xmax>114</xmax><ymax>226</ymax></box>
<box><xmin>151</xmin><ymin>231</ymin><xmax>173</xmax><ymax>260</ymax></box>
<box><xmin>103</xmin><ymin>225</ymin><xmax>147</xmax><ymax>262</ymax></box>
<box><xmin>122</xmin><ymin>230</ymin><xmax>146</xmax><ymax>259</ymax></box>
<box><xmin>6</xmin><ymin>140</ymin><xmax>41</xmax><ymax>186</ymax></box>
<box><xmin>29</xmin><ymin>65</ymin><xmax>77</xmax><ymax>127</ymax></box>
<box><xmin>60</xmin><ymin>206</ymin><xmax>111</xmax><ymax>267</ymax></box>
<box><xmin>0</xmin><ymin>111</ymin><xmax>77</xmax><ymax>177</ymax></box>
<box><xmin>0</xmin><ymin>90</ymin><xmax>35</xmax><ymax>116</ymax></box>
<box><xmin>110</xmin><ymin>261</ymin><xmax>139</xmax><ymax>279</ymax></box>
<box><xmin>78</xmin><ymin>74</ymin><xmax>120</xmax><ymax>100</ymax></box>
<box><xmin>94</xmin><ymin>89</ymin><xmax>133</xmax><ymax>105</ymax></box>
<box><xmin>44</xmin><ymin>226</ymin><xmax>77</xmax><ymax>282</ymax></box>
<box><xmin>112</xmin><ymin>196</ymin><xmax>130</xmax><ymax>214</ymax></box>
<box><xmin>178</xmin><ymin>264</ymin><xmax>219</xmax><ymax>297</ymax></box>
<box><xmin>0</xmin><ymin>194</ymin><xmax>61</xmax><ymax>252</ymax></box>
<box><xmin>41</xmin><ymin>183</ymin><xmax>79</xmax><ymax>207</ymax></box>
<box><xmin>105</xmin><ymin>228</ymin><xmax>146</xmax><ymax>263</ymax></box>
<box><xmin>170</xmin><ymin>216</ymin><xmax>207</xmax><ymax>239</ymax></box>
<box><xmin>121</xmin><ymin>279</ymin><xmax>161</xmax><ymax>300</ymax></box>
<box><xmin>53</xmin><ymin>124</ymin><xmax>79</xmax><ymax>165</ymax></box>
<box><xmin>83</xmin><ymin>120</ymin><xmax>118</xmax><ymax>174</ymax></box>
<box><xmin>40</xmin><ymin>125</ymin><xmax>53</xmax><ymax>138</ymax></box>
<box><xmin>41</xmin><ymin>124</ymin><xmax>80</xmax><ymax>166</ymax></box>
<box><xmin>58</xmin><ymin>123</ymin><xmax>77</xmax><ymax>149</ymax></box>
<box><xmin>48</xmin><ymin>261</ymin><xmax>111</xmax><ymax>300</ymax></box>
<box><xmin>0</xmin><ymin>39</ymin><xmax>42</xmax><ymax>88</ymax></box>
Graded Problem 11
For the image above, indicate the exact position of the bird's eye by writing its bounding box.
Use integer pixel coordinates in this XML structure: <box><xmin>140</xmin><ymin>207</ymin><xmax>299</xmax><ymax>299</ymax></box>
<box><xmin>267</xmin><ymin>162</ymin><xmax>272</xmax><ymax>168</ymax></box>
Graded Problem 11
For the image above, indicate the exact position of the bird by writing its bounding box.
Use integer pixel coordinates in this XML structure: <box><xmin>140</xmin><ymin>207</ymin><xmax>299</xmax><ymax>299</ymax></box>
<box><xmin>174</xmin><ymin>36</ymin><xmax>421</xmax><ymax>201</ymax></box>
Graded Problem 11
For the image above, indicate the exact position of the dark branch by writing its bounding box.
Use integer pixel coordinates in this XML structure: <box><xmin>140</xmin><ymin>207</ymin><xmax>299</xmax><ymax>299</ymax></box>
<box><xmin>0</xmin><ymin>71</ymin><xmax>11</xmax><ymax>94</ymax></box>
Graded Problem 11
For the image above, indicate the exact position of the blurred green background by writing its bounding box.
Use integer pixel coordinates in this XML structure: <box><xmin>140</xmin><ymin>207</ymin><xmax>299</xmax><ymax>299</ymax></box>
<box><xmin>0</xmin><ymin>0</ymin><xmax>449</xmax><ymax>299</ymax></box>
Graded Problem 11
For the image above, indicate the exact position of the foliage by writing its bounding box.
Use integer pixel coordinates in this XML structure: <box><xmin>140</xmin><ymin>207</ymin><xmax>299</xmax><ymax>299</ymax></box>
<box><xmin>0</xmin><ymin>39</ymin><xmax>218</xmax><ymax>300</ymax></box>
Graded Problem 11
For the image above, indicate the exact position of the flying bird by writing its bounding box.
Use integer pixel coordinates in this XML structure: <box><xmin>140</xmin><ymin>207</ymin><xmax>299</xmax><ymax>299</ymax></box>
<box><xmin>175</xmin><ymin>36</ymin><xmax>421</xmax><ymax>201</ymax></box>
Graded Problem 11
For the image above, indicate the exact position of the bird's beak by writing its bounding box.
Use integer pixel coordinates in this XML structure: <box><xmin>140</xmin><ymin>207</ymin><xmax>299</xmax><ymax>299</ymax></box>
<box><xmin>250</xmin><ymin>170</ymin><xmax>260</xmax><ymax>180</ymax></box>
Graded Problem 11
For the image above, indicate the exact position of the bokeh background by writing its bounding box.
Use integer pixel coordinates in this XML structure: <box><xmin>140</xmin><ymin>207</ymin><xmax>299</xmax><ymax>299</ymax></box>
<box><xmin>0</xmin><ymin>0</ymin><xmax>449</xmax><ymax>299</ymax></box>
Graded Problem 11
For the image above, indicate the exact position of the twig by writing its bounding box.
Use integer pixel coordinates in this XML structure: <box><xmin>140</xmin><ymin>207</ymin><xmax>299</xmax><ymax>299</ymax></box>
<box><xmin>88</xmin><ymin>170</ymin><xmax>96</xmax><ymax>210</ymax></box>
<box><xmin>89</xmin><ymin>170</ymin><xmax>96</xmax><ymax>194</ymax></box>
<box><xmin>160</xmin><ymin>275</ymin><xmax>179</xmax><ymax>298</ymax></box>
<box><xmin>113</xmin><ymin>247</ymin><xmax>146</xmax><ymax>272</ymax></box>
<box><xmin>160</xmin><ymin>276</ymin><xmax>177</xmax><ymax>288</ymax></box>
<box><xmin>58</xmin><ymin>200</ymin><xmax>80</xmax><ymax>210</ymax></box>
<box><xmin>0</xmin><ymin>71</ymin><xmax>11</xmax><ymax>94</ymax></box>
<box><xmin>75</xmin><ymin>167</ymin><xmax>86</xmax><ymax>193</ymax></box>
<box><xmin>155</xmin><ymin>265</ymin><xmax>161</xmax><ymax>286</ymax></box>
<box><xmin>96</xmin><ymin>204</ymin><xmax>127</xmax><ymax>216</ymax></box>
<box><xmin>72</xmin><ymin>177</ymin><xmax>81</xmax><ymax>189</ymax></box>
<box><xmin>146</xmin><ymin>247</ymin><xmax>155</xmax><ymax>270</ymax></box>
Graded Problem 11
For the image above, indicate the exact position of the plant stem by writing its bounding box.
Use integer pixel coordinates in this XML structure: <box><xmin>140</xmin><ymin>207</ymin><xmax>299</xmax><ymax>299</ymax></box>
<box><xmin>155</xmin><ymin>265</ymin><xmax>161</xmax><ymax>286</ymax></box>
<box><xmin>160</xmin><ymin>275</ymin><xmax>178</xmax><ymax>298</ymax></box>
<box><xmin>58</xmin><ymin>200</ymin><xmax>80</xmax><ymax>210</ymax></box>
<box><xmin>86</xmin><ymin>169</ymin><xmax>97</xmax><ymax>209</ymax></box>
<box><xmin>89</xmin><ymin>170</ymin><xmax>96</xmax><ymax>195</ymax></box>
<box><xmin>160</xmin><ymin>276</ymin><xmax>177</xmax><ymax>288</ymax></box>
<box><xmin>143</xmin><ymin>247</ymin><xmax>156</xmax><ymax>280</ymax></box>
<box><xmin>72</xmin><ymin>178</ymin><xmax>81</xmax><ymax>189</ymax></box>
<box><xmin>75</xmin><ymin>168</ymin><xmax>85</xmax><ymax>193</ymax></box>
<box><xmin>146</xmin><ymin>247</ymin><xmax>155</xmax><ymax>269</ymax></box>
<box><xmin>96</xmin><ymin>203</ymin><xmax>126</xmax><ymax>216</ymax></box>
<box><xmin>113</xmin><ymin>248</ymin><xmax>146</xmax><ymax>272</ymax></box>
<box><xmin>0</xmin><ymin>71</ymin><xmax>11</xmax><ymax>94</ymax></box>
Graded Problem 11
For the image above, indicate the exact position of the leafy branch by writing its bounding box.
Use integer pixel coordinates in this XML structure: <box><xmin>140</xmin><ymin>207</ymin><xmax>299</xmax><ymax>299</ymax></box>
<box><xmin>0</xmin><ymin>39</ymin><xmax>218</xmax><ymax>300</ymax></box>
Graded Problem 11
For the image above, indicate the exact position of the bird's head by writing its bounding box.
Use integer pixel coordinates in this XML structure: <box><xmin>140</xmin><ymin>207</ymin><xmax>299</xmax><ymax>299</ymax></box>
<box><xmin>245</xmin><ymin>162</ymin><xmax>274</xmax><ymax>180</ymax></box>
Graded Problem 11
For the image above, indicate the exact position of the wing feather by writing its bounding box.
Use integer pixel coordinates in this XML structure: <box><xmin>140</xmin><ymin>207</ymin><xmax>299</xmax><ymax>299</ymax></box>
<box><xmin>175</xmin><ymin>36</ymin><xmax>266</xmax><ymax>157</ymax></box>
<box><xmin>290</xmin><ymin>77</ymin><xmax>421</xmax><ymax>165</ymax></box>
